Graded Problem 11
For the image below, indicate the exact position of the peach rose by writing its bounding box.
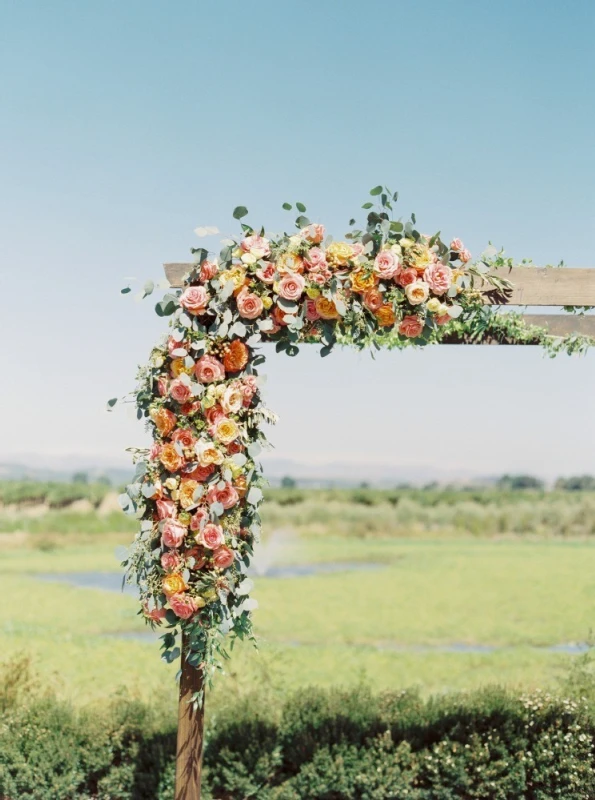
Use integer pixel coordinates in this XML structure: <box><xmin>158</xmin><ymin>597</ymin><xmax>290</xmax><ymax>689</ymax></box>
<box><xmin>162</xmin><ymin>520</ymin><xmax>187</xmax><ymax>548</ymax></box>
<box><xmin>156</xmin><ymin>499</ymin><xmax>177</xmax><ymax>520</ymax></box>
<box><xmin>305</xmin><ymin>298</ymin><xmax>321</xmax><ymax>321</ymax></box>
<box><xmin>241</xmin><ymin>234</ymin><xmax>270</xmax><ymax>258</ymax></box>
<box><xmin>460</xmin><ymin>248</ymin><xmax>471</xmax><ymax>263</ymax></box>
<box><xmin>159</xmin><ymin>443</ymin><xmax>183</xmax><ymax>472</ymax></box>
<box><xmin>399</xmin><ymin>315</ymin><xmax>424</xmax><ymax>338</ymax></box>
<box><xmin>450</xmin><ymin>238</ymin><xmax>464</xmax><ymax>252</ymax></box>
<box><xmin>314</xmin><ymin>296</ymin><xmax>340</xmax><ymax>320</ymax></box>
<box><xmin>424</xmin><ymin>263</ymin><xmax>452</xmax><ymax>296</ymax></box>
<box><xmin>374</xmin><ymin>250</ymin><xmax>400</xmax><ymax>279</ymax></box>
<box><xmin>195</xmin><ymin>355</ymin><xmax>225</xmax><ymax>383</ymax></box>
<box><xmin>363</xmin><ymin>288</ymin><xmax>384</xmax><ymax>312</ymax></box>
<box><xmin>278</xmin><ymin>273</ymin><xmax>305</xmax><ymax>301</ymax></box>
<box><xmin>375</xmin><ymin>304</ymin><xmax>396</xmax><ymax>327</ymax></box>
<box><xmin>200</xmin><ymin>260</ymin><xmax>218</xmax><ymax>282</ymax></box>
<box><xmin>200</xmin><ymin>522</ymin><xmax>225</xmax><ymax>549</ymax></box>
<box><xmin>156</xmin><ymin>376</ymin><xmax>169</xmax><ymax>397</ymax></box>
<box><xmin>256</xmin><ymin>262</ymin><xmax>276</xmax><ymax>283</ymax></box>
<box><xmin>143</xmin><ymin>604</ymin><xmax>166</xmax><ymax>624</ymax></box>
<box><xmin>172</xmin><ymin>428</ymin><xmax>196</xmax><ymax>449</ymax></box>
<box><xmin>169</xmin><ymin>593</ymin><xmax>199</xmax><ymax>619</ymax></box>
<box><xmin>237</xmin><ymin>289</ymin><xmax>264</xmax><ymax>319</ymax></box>
<box><xmin>307</xmin><ymin>269</ymin><xmax>332</xmax><ymax>286</ymax></box>
<box><xmin>207</xmin><ymin>482</ymin><xmax>239</xmax><ymax>510</ymax></box>
<box><xmin>223</xmin><ymin>340</ymin><xmax>249</xmax><ymax>372</ymax></box>
<box><xmin>179</xmin><ymin>479</ymin><xmax>199</xmax><ymax>509</ymax></box>
<box><xmin>151</xmin><ymin>407</ymin><xmax>177</xmax><ymax>437</ymax></box>
<box><xmin>190</xmin><ymin>507</ymin><xmax>209</xmax><ymax>532</ymax></box>
<box><xmin>169</xmin><ymin>378</ymin><xmax>192</xmax><ymax>404</ymax></box>
<box><xmin>195</xmin><ymin>441</ymin><xmax>224</xmax><ymax>467</ymax></box>
<box><xmin>397</xmin><ymin>268</ymin><xmax>418</xmax><ymax>287</ymax></box>
<box><xmin>405</xmin><ymin>281</ymin><xmax>430</xmax><ymax>305</ymax></box>
<box><xmin>161</xmin><ymin>550</ymin><xmax>182</xmax><ymax>572</ymax></box>
<box><xmin>301</xmin><ymin>223</ymin><xmax>325</xmax><ymax>244</ymax></box>
<box><xmin>234</xmin><ymin>474</ymin><xmax>249</xmax><ymax>498</ymax></box>
<box><xmin>305</xmin><ymin>247</ymin><xmax>328</xmax><ymax>271</ymax></box>
<box><xmin>180</xmin><ymin>286</ymin><xmax>208</xmax><ymax>315</ymax></box>
<box><xmin>213</xmin><ymin>546</ymin><xmax>235</xmax><ymax>570</ymax></box>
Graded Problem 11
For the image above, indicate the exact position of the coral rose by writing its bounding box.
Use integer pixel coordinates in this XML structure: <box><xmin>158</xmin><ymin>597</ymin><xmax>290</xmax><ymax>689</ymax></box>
<box><xmin>195</xmin><ymin>355</ymin><xmax>225</xmax><ymax>383</ymax></box>
<box><xmin>178</xmin><ymin>479</ymin><xmax>199</xmax><ymax>510</ymax></box>
<box><xmin>424</xmin><ymin>263</ymin><xmax>452</xmax><ymax>296</ymax></box>
<box><xmin>162</xmin><ymin>519</ymin><xmax>187</xmax><ymax>548</ymax></box>
<box><xmin>169</xmin><ymin>378</ymin><xmax>192</xmax><ymax>404</ymax></box>
<box><xmin>185</xmin><ymin>464</ymin><xmax>214</xmax><ymax>482</ymax></box>
<box><xmin>375</xmin><ymin>304</ymin><xmax>396</xmax><ymax>327</ymax></box>
<box><xmin>189</xmin><ymin>507</ymin><xmax>209</xmax><ymax>532</ymax></box>
<box><xmin>301</xmin><ymin>223</ymin><xmax>325</xmax><ymax>244</ymax></box>
<box><xmin>169</xmin><ymin>593</ymin><xmax>201</xmax><ymax>619</ymax></box>
<box><xmin>405</xmin><ymin>281</ymin><xmax>430</xmax><ymax>305</ymax></box>
<box><xmin>159</xmin><ymin>443</ymin><xmax>183</xmax><ymax>472</ymax></box>
<box><xmin>185</xmin><ymin>546</ymin><xmax>207</xmax><ymax>570</ymax></box>
<box><xmin>156</xmin><ymin>376</ymin><xmax>169</xmax><ymax>396</ymax></box>
<box><xmin>207</xmin><ymin>482</ymin><xmax>239</xmax><ymax>510</ymax></box>
<box><xmin>363</xmin><ymin>288</ymin><xmax>384</xmax><ymax>312</ymax></box>
<box><xmin>200</xmin><ymin>522</ymin><xmax>225</xmax><ymax>549</ymax></box>
<box><xmin>374</xmin><ymin>250</ymin><xmax>400</xmax><ymax>279</ymax></box>
<box><xmin>200</xmin><ymin>260</ymin><xmax>218</xmax><ymax>282</ymax></box>
<box><xmin>397</xmin><ymin>268</ymin><xmax>418</xmax><ymax>287</ymax></box>
<box><xmin>156</xmin><ymin>499</ymin><xmax>177</xmax><ymax>520</ymax></box>
<box><xmin>236</xmin><ymin>289</ymin><xmax>264</xmax><ymax>319</ymax></box>
<box><xmin>213</xmin><ymin>546</ymin><xmax>235</xmax><ymax>570</ymax></box>
<box><xmin>180</xmin><ymin>286</ymin><xmax>208</xmax><ymax>315</ymax></box>
<box><xmin>223</xmin><ymin>340</ymin><xmax>249</xmax><ymax>372</ymax></box>
<box><xmin>436</xmin><ymin>313</ymin><xmax>451</xmax><ymax>326</ymax></box>
<box><xmin>151</xmin><ymin>407</ymin><xmax>177</xmax><ymax>437</ymax></box>
<box><xmin>399</xmin><ymin>315</ymin><xmax>424</xmax><ymax>338</ymax></box>
<box><xmin>255</xmin><ymin>262</ymin><xmax>276</xmax><ymax>283</ymax></box>
<box><xmin>278</xmin><ymin>273</ymin><xmax>305</xmax><ymax>301</ymax></box>
<box><xmin>314</xmin><ymin>296</ymin><xmax>340</xmax><ymax>320</ymax></box>
<box><xmin>172</xmin><ymin>428</ymin><xmax>196</xmax><ymax>449</ymax></box>
<box><xmin>144</xmin><ymin>605</ymin><xmax>166</xmax><ymax>624</ymax></box>
<box><xmin>161</xmin><ymin>550</ymin><xmax>181</xmax><ymax>572</ymax></box>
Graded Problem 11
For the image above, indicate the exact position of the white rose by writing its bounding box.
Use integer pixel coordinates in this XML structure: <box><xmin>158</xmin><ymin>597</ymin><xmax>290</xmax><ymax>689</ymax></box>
<box><xmin>405</xmin><ymin>281</ymin><xmax>430</xmax><ymax>305</ymax></box>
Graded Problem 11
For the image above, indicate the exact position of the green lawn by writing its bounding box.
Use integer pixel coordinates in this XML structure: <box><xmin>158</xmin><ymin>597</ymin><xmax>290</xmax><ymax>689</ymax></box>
<box><xmin>2</xmin><ymin>535</ymin><xmax>594</xmax><ymax>706</ymax></box>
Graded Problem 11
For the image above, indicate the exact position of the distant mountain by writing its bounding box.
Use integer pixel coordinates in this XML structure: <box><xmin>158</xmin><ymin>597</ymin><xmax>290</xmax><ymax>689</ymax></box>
<box><xmin>0</xmin><ymin>456</ymin><xmax>131</xmax><ymax>486</ymax></box>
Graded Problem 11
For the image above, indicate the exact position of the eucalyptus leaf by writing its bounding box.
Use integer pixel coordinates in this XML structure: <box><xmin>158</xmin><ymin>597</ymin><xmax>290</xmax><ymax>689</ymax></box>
<box><xmin>370</xmin><ymin>185</ymin><xmax>383</xmax><ymax>196</ymax></box>
<box><xmin>233</xmin><ymin>206</ymin><xmax>248</xmax><ymax>220</ymax></box>
<box><xmin>247</xmin><ymin>487</ymin><xmax>263</xmax><ymax>505</ymax></box>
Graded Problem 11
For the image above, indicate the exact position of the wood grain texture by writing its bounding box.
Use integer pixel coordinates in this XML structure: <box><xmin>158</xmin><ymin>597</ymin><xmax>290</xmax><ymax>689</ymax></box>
<box><xmin>175</xmin><ymin>640</ymin><xmax>204</xmax><ymax>800</ymax></box>
<box><xmin>165</xmin><ymin>263</ymin><xmax>595</xmax><ymax>306</ymax></box>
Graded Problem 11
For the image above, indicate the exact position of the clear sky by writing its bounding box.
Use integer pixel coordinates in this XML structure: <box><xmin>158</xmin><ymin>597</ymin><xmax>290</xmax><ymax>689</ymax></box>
<box><xmin>1</xmin><ymin>0</ymin><xmax>594</xmax><ymax>479</ymax></box>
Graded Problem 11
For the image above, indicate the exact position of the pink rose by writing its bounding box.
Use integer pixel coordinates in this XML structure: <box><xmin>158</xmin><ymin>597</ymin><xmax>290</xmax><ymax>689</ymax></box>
<box><xmin>157</xmin><ymin>376</ymin><xmax>169</xmax><ymax>397</ymax></box>
<box><xmin>144</xmin><ymin>604</ymin><xmax>166</xmax><ymax>624</ymax></box>
<box><xmin>305</xmin><ymin>247</ymin><xmax>328</xmax><ymax>272</ymax></box>
<box><xmin>450</xmin><ymin>238</ymin><xmax>464</xmax><ymax>252</ymax></box>
<box><xmin>305</xmin><ymin>298</ymin><xmax>321</xmax><ymax>321</ymax></box>
<box><xmin>236</xmin><ymin>289</ymin><xmax>264</xmax><ymax>319</ymax></box>
<box><xmin>149</xmin><ymin>443</ymin><xmax>162</xmax><ymax>460</ymax></box>
<box><xmin>374</xmin><ymin>250</ymin><xmax>400</xmax><ymax>279</ymax></box>
<box><xmin>424</xmin><ymin>263</ymin><xmax>452</xmax><ymax>296</ymax></box>
<box><xmin>241</xmin><ymin>234</ymin><xmax>271</xmax><ymax>257</ymax></box>
<box><xmin>207</xmin><ymin>482</ymin><xmax>239</xmax><ymax>510</ymax></box>
<box><xmin>213</xmin><ymin>546</ymin><xmax>235</xmax><ymax>570</ymax></box>
<box><xmin>301</xmin><ymin>224</ymin><xmax>325</xmax><ymax>244</ymax></box>
<box><xmin>172</xmin><ymin>428</ymin><xmax>196</xmax><ymax>449</ymax></box>
<box><xmin>200</xmin><ymin>260</ymin><xmax>218</xmax><ymax>282</ymax></box>
<box><xmin>195</xmin><ymin>355</ymin><xmax>225</xmax><ymax>383</ymax></box>
<box><xmin>169</xmin><ymin>593</ymin><xmax>198</xmax><ymax>619</ymax></box>
<box><xmin>460</xmin><ymin>248</ymin><xmax>471</xmax><ymax>263</ymax></box>
<box><xmin>200</xmin><ymin>522</ymin><xmax>224</xmax><ymax>549</ymax></box>
<box><xmin>308</xmin><ymin>269</ymin><xmax>332</xmax><ymax>286</ymax></box>
<box><xmin>351</xmin><ymin>243</ymin><xmax>365</xmax><ymax>259</ymax></box>
<box><xmin>156</xmin><ymin>499</ymin><xmax>177</xmax><ymax>520</ymax></box>
<box><xmin>397</xmin><ymin>268</ymin><xmax>418</xmax><ymax>287</ymax></box>
<box><xmin>162</xmin><ymin>520</ymin><xmax>187</xmax><ymax>548</ymax></box>
<box><xmin>436</xmin><ymin>313</ymin><xmax>451</xmax><ymax>326</ymax></box>
<box><xmin>256</xmin><ymin>262</ymin><xmax>276</xmax><ymax>283</ymax></box>
<box><xmin>180</xmin><ymin>286</ymin><xmax>208</xmax><ymax>315</ymax></box>
<box><xmin>161</xmin><ymin>550</ymin><xmax>181</xmax><ymax>571</ymax></box>
<box><xmin>363</xmin><ymin>289</ymin><xmax>384</xmax><ymax>312</ymax></box>
<box><xmin>167</xmin><ymin>336</ymin><xmax>186</xmax><ymax>356</ymax></box>
<box><xmin>278</xmin><ymin>273</ymin><xmax>305</xmax><ymax>301</ymax></box>
<box><xmin>398</xmin><ymin>315</ymin><xmax>424</xmax><ymax>338</ymax></box>
<box><xmin>170</xmin><ymin>378</ymin><xmax>192</xmax><ymax>404</ymax></box>
<box><xmin>190</xmin><ymin>507</ymin><xmax>209</xmax><ymax>532</ymax></box>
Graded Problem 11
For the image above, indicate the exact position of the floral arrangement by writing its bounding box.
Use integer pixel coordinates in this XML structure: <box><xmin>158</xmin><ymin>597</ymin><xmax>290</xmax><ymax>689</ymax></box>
<box><xmin>116</xmin><ymin>186</ymin><xmax>591</xmax><ymax>700</ymax></box>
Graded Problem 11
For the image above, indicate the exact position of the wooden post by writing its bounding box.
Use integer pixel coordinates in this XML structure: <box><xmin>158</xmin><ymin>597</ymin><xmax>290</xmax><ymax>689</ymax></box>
<box><xmin>174</xmin><ymin>637</ymin><xmax>205</xmax><ymax>800</ymax></box>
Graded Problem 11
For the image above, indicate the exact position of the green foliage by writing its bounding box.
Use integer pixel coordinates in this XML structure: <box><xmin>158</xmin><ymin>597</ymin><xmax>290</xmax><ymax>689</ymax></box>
<box><xmin>496</xmin><ymin>473</ymin><xmax>545</xmax><ymax>490</ymax></box>
<box><xmin>556</xmin><ymin>475</ymin><xmax>595</xmax><ymax>491</ymax></box>
<box><xmin>0</xmin><ymin>480</ymin><xmax>111</xmax><ymax>509</ymax></box>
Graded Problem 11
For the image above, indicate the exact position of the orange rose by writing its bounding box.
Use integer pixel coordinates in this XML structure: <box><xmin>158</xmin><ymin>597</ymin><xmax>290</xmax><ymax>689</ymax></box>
<box><xmin>363</xmin><ymin>288</ymin><xmax>383</xmax><ymax>312</ymax></box>
<box><xmin>235</xmin><ymin>474</ymin><xmax>249</xmax><ymax>498</ymax></box>
<box><xmin>375</xmin><ymin>304</ymin><xmax>396</xmax><ymax>327</ymax></box>
<box><xmin>162</xmin><ymin>573</ymin><xmax>187</xmax><ymax>596</ymax></box>
<box><xmin>160</xmin><ymin>443</ymin><xmax>183</xmax><ymax>472</ymax></box>
<box><xmin>178</xmin><ymin>479</ymin><xmax>199</xmax><ymax>509</ymax></box>
<box><xmin>314</xmin><ymin>296</ymin><xmax>340</xmax><ymax>320</ymax></box>
<box><xmin>351</xmin><ymin>269</ymin><xmax>378</xmax><ymax>294</ymax></box>
<box><xmin>151</xmin><ymin>407</ymin><xmax>177</xmax><ymax>437</ymax></box>
<box><xmin>223</xmin><ymin>340</ymin><xmax>249</xmax><ymax>372</ymax></box>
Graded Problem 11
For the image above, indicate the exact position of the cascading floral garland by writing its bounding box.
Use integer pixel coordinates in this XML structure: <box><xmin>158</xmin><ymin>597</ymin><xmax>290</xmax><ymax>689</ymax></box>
<box><xmin>118</xmin><ymin>186</ymin><xmax>591</xmax><ymax>695</ymax></box>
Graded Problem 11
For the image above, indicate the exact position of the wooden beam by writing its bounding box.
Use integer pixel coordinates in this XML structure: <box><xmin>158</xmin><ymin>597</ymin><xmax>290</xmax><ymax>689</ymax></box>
<box><xmin>174</xmin><ymin>640</ymin><xmax>204</xmax><ymax>800</ymax></box>
<box><xmin>165</xmin><ymin>263</ymin><xmax>595</xmax><ymax>307</ymax></box>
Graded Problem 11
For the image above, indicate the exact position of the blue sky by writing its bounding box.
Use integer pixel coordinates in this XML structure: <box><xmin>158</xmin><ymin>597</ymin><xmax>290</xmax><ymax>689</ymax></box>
<box><xmin>1</xmin><ymin>0</ymin><xmax>594</xmax><ymax>478</ymax></box>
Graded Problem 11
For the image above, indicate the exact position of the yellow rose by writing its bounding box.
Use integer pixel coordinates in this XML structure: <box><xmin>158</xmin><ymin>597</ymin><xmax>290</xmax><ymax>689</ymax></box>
<box><xmin>351</xmin><ymin>269</ymin><xmax>378</xmax><ymax>294</ymax></box>
<box><xmin>215</xmin><ymin>418</ymin><xmax>240</xmax><ymax>444</ymax></box>
<box><xmin>194</xmin><ymin>595</ymin><xmax>207</xmax><ymax>609</ymax></box>
<box><xmin>179</xmin><ymin>479</ymin><xmax>199</xmax><ymax>509</ymax></box>
<box><xmin>408</xmin><ymin>245</ymin><xmax>433</xmax><ymax>274</ymax></box>
<box><xmin>170</xmin><ymin>358</ymin><xmax>192</xmax><ymax>377</ymax></box>
<box><xmin>427</xmin><ymin>298</ymin><xmax>441</xmax><ymax>314</ymax></box>
<box><xmin>314</xmin><ymin>296</ymin><xmax>340</xmax><ymax>320</ymax></box>
<box><xmin>325</xmin><ymin>241</ymin><xmax>353</xmax><ymax>267</ymax></box>
<box><xmin>220</xmin><ymin>268</ymin><xmax>246</xmax><ymax>290</ymax></box>
<box><xmin>262</xmin><ymin>295</ymin><xmax>273</xmax><ymax>309</ymax></box>
<box><xmin>162</xmin><ymin>574</ymin><xmax>187</xmax><ymax>597</ymax></box>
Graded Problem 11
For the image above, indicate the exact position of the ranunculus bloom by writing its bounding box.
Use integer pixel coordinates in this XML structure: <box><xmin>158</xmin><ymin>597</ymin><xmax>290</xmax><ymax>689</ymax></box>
<box><xmin>305</xmin><ymin>247</ymin><xmax>328</xmax><ymax>272</ymax></box>
<box><xmin>169</xmin><ymin>378</ymin><xmax>192</xmax><ymax>404</ymax></box>
<box><xmin>200</xmin><ymin>522</ymin><xmax>224</xmax><ymax>550</ymax></box>
<box><xmin>159</xmin><ymin>443</ymin><xmax>184</xmax><ymax>472</ymax></box>
<box><xmin>213</xmin><ymin>546</ymin><xmax>235</xmax><ymax>570</ymax></box>
<box><xmin>200</xmin><ymin>260</ymin><xmax>218</xmax><ymax>282</ymax></box>
<box><xmin>315</xmin><ymin>296</ymin><xmax>339</xmax><ymax>320</ymax></box>
<box><xmin>405</xmin><ymin>281</ymin><xmax>430</xmax><ymax>305</ymax></box>
<box><xmin>223</xmin><ymin>340</ymin><xmax>249</xmax><ymax>372</ymax></box>
<box><xmin>301</xmin><ymin>223</ymin><xmax>325</xmax><ymax>244</ymax></box>
<box><xmin>305</xmin><ymin>298</ymin><xmax>321</xmax><ymax>321</ymax></box>
<box><xmin>162</xmin><ymin>519</ymin><xmax>187</xmax><ymax>548</ymax></box>
<box><xmin>397</xmin><ymin>268</ymin><xmax>418</xmax><ymax>287</ymax></box>
<box><xmin>376</xmin><ymin>304</ymin><xmax>396</xmax><ymax>327</ymax></box>
<box><xmin>256</xmin><ymin>262</ymin><xmax>276</xmax><ymax>283</ymax></box>
<box><xmin>450</xmin><ymin>238</ymin><xmax>464</xmax><ymax>252</ymax></box>
<box><xmin>179</xmin><ymin>479</ymin><xmax>199</xmax><ymax>510</ymax></box>
<box><xmin>172</xmin><ymin>428</ymin><xmax>196</xmax><ymax>450</ymax></box>
<box><xmin>169</xmin><ymin>592</ymin><xmax>199</xmax><ymax>619</ymax></box>
<box><xmin>363</xmin><ymin>288</ymin><xmax>384</xmax><ymax>312</ymax></box>
<box><xmin>278</xmin><ymin>272</ymin><xmax>305</xmax><ymax>301</ymax></box>
<box><xmin>236</xmin><ymin>289</ymin><xmax>264</xmax><ymax>319</ymax></box>
<box><xmin>190</xmin><ymin>507</ymin><xmax>209</xmax><ymax>532</ymax></box>
<box><xmin>150</xmin><ymin>407</ymin><xmax>177</xmax><ymax>437</ymax></box>
<box><xmin>180</xmin><ymin>286</ymin><xmax>208</xmax><ymax>315</ymax></box>
<box><xmin>399</xmin><ymin>315</ymin><xmax>424</xmax><ymax>338</ymax></box>
<box><xmin>424</xmin><ymin>263</ymin><xmax>452</xmax><ymax>296</ymax></box>
<box><xmin>215</xmin><ymin>418</ymin><xmax>240</xmax><ymax>445</ymax></box>
<box><xmin>156</xmin><ymin>499</ymin><xmax>177</xmax><ymax>520</ymax></box>
<box><xmin>195</xmin><ymin>354</ymin><xmax>225</xmax><ymax>383</ymax></box>
<box><xmin>374</xmin><ymin>250</ymin><xmax>400</xmax><ymax>279</ymax></box>
<box><xmin>241</xmin><ymin>234</ymin><xmax>271</xmax><ymax>258</ymax></box>
<box><xmin>161</xmin><ymin>550</ymin><xmax>181</xmax><ymax>572</ymax></box>
<box><xmin>207</xmin><ymin>482</ymin><xmax>239</xmax><ymax>510</ymax></box>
